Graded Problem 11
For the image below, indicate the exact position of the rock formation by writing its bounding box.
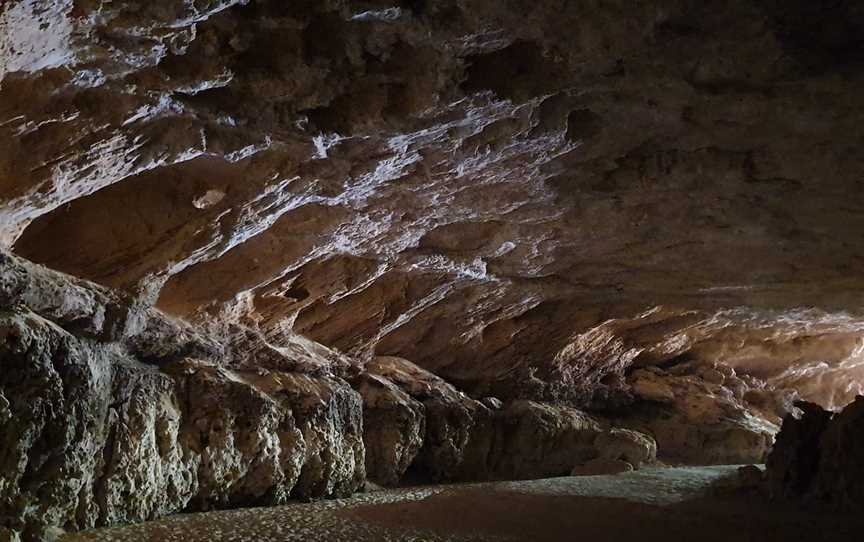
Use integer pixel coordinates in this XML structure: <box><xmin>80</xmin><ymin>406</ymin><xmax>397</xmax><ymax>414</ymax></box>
<box><xmin>2</xmin><ymin>0</ymin><xmax>864</xmax><ymax>537</ymax></box>
<box><xmin>767</xmin><ymin>397</ymin><xmax>864</xmax><ymax>509</ymax></box>
<box><xmin>0</xmin><ymin>252</ymin><xmax>367</xmax><ymax>539</ymax></box>
<box><xmin>0</xmin><ymin>251</ymin><xmax>661</xmax><ymax>539</ymax></box>
<box><xmin>614</xmin><ymin>365</ymin><xmax>781</xmax><ymax>465</ymax></box>
<box><xmin>3</xmin><ymin>0</ymin><xmax>864</xmax><ymax>410</ymax></box>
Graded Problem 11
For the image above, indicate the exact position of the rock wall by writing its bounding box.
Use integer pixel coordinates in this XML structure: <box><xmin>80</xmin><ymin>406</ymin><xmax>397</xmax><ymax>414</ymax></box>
<box><xmin>613</xmin><ymin>364</ymin><xmax>784</xmax><ymax>465</ymax></box>
<box><xmin>357</xmin><ymin>356</ymin><xmax>658</xmax><ymax>484</ymax></box>
<box><xmin>0</xmin><ymin>252</ymin><xmax>368</xmax><ymax>540</ymax></box>
<box><xmin>767</xmin><ymin>397</ymin><xmax>864</xmax><ymax>509</ymax></box>
<box><xmin>0</xmin><ymin>309</ymin><xmax>367</xmax><ymax>539</ymax></box>
<box><xmin>0</xmin><ymin>252</ymin><xmax>655</xmax><ymax>540</ymax></box>
<box><xmin>2</xmin><ymin>0</ymin><xmax>864</xmax><ymax>416</ymax></box>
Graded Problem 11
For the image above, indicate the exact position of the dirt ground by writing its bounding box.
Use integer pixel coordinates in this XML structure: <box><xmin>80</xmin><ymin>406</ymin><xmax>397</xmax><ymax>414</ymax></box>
<box><xmin>346</xmin><ymin>486</ymin><xmax>862</xmax><ymax>542</ymax></box>
<box><xmin>62</xmin><ymin>466</ymin><xmax>864</xmax><ymax>542</ymax></box>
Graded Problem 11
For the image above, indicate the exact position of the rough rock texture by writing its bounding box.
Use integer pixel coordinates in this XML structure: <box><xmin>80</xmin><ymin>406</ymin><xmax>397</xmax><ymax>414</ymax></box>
<box><xmin>0</xmin><ymin>252</ymin><xmax>365</xmax><ymax>540</ymax></box>
<box><xmin>2</xmin><ymin>0</ymin><xmax>864</xmax><ymax>415</ymax></box>
<box><xmin>350</xmin><ymin>371</ymin><xmax>425</xmax><ymax>486</ymax></box>
<box><xmin>3</xmin><ymin>0</ymin><xmax>864</xmax><ymax>535</ymax></box>
<box><xmin>767</xmin><ymin>396</ymin><xmax>864</xmax><ymax>509</ymax></box>
<box><xmin>0</xmin><ymin>250</ymin><xmax>662</xmax><ymax>539</ymax></box>
<box><xmin>358</xmin><ymin>356</ymin><xmax>656</xmax><ymax>484</ymax></box>
<box><xmin>613</xmin><ymin>365</ymin><xmax>782</xmax><ymax>464</ymax></box>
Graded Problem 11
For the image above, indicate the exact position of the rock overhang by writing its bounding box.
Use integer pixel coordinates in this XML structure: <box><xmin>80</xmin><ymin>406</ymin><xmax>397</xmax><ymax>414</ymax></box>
<box><xmin>2</xmin><ymin>0</ymin><xmax>864</xmax><ymax>415</ymax></box>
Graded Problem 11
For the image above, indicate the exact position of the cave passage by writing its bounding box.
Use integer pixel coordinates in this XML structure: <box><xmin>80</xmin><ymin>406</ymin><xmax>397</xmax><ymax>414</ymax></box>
<box><xmin>2</xmin><ymin>0</ymin><xmax>864</xmax><ymax>541</ymax></box>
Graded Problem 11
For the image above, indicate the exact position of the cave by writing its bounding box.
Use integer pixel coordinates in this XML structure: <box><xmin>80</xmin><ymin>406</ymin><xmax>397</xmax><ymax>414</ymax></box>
<box><xmin>2</xmin><ymin>1</ymin><xmax>864</xmax><ymax>541</ymax></box>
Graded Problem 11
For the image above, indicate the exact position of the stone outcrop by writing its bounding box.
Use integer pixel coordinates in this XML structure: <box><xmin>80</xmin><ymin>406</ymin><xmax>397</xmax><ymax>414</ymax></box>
<box><xmin>2</xmin><ymin>0</ymin><xmax>864</xmax><ymax>417</ymax></box>
<box><xmin>357</xmin><ymin>356</ymin><xmax>657</xmax><ymax>484</ymax></box>
<box><xmin>614</xmin><ymin>365</ymin><xmax>782</xmax><ymax>465</ymax></box>
<box><xmin>767</xmin><ymin>397</ymin><xmax>864</xmax><ymax>509</ymax></box>
<box><xmin>3</xmin><ymin>249</ymin><xmax>807</xmax><ymax>542</ymax></box>
<box><xmin>0</xmin><ymin>253</ymin><xmax>659</xmax><ymax>539</ymax></box>
<box><xmin>348</xmin><ymin>371</ymin><xmax>425</xmax><ymax>486</ymax></box>
<box><xmin>0</xmin><ymin>253</ymin><xmax>365</xmax><ymax>540</ymax></box>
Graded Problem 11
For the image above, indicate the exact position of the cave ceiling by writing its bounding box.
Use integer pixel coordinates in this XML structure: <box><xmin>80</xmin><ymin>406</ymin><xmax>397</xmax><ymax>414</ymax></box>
<box><xmin>2</xmin><ymin>0</ymin><xmax>864</xmax><ymax>408</ymax></box>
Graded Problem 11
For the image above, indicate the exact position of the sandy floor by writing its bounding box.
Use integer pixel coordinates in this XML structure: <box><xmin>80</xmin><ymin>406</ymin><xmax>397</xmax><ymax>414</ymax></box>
<box><xmin>61</xmin><ymin>466</ymin><xmax>864</xmax><ymax>542</ymax></box>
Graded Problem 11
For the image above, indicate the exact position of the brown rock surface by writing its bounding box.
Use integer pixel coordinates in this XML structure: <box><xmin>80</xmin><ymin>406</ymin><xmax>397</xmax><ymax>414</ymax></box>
<box><xmin>0</xmin><ymin>252</ymin><xmax>365</xmax><ymax>539</ymax></box>
<box><xmin>1</xmin><ymin>0</ymin><xmax>863</xmax><ymax>415</ymax></box>
<box><xmin>359</xmin><ymin>356</ymin><xmax>657</xmax><ymax>483</ymax></box>
<box><xmin>3</xmin><ymin>0</ymin><xmax>864</xmax><ymax>536</ymax></box>
<box><xmin>616</xmin><ymin>365</ymin><xmax>780</xmax><ymax>464</ymax></box>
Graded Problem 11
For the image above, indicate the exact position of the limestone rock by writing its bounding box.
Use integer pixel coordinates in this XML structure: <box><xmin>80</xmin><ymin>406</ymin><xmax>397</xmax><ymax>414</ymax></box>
<box><xmin>360</xmin><ymin>357</ymin><xmax>650</xmax><ymax>483</ymax></box>
<box><xmin>0</xmin><ymin>258</ymin><xmax>365</xmax><ymax>537</ymax></box>
<box><xmin>351</xmin><ymin>372</ymin><xmax>425</xmax><ymax>486</ymax></box>
<box><xmin>630</xmin><ymin>372</ymin><xmax>675</xmax><ymax>404</ymax></box>
<box><xmin>369</xmin><ymin>357</ymin><xmax>496</xmax><ymax>482</ymax></box>
<box><xmin>486</xmin><ymin>401</ymin><xmax>606</xmax><ymax>480</ymax></box>
<box><xmin>618</xmin><ymin>367</ymin><xmax>778</xmax><ymax>465</ymax></box>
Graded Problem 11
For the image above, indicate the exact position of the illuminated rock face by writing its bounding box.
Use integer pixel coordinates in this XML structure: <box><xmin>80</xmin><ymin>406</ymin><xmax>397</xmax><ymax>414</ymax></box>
<box><xmin>0</xmin><ymin>253</ymin><xmax>661</xmax><ymax>538</ymax></box>
<box><xmin>0</xmin><ymin>252</ymin><xmax>366</xmax><ymax>539</ymax></box>
<box><xmin>1</xmin><ymin>0</ymin><xmax>864</xmax><ymax>536</ymax></box>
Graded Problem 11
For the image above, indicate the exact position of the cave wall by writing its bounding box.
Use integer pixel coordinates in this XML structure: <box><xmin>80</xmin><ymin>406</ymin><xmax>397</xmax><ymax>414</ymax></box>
<box><xmin>2</xmin><ymin>0</ymin><xmax>864</xmax><ymax>536</ymax></box>
<box><xmin>0</xmin><ymin>249</ymin><xmax>791</xmax><ymax>539</ymax></box>
<box><xmin>1</xmin><ymin>0</ymin><xmax>864</xmax><ymax>414</ymax></box>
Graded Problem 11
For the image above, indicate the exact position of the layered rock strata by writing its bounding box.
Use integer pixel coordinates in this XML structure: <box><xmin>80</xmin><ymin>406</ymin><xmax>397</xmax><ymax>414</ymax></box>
<box><xmin>613</xmin><ymin>364</ymin><xmax>784</xmax><ymax>465</ymax></box>
<box><xmin>356</xmin><ymin>356</ymin><xmax>658</xmax><ymax>485</ymax></box>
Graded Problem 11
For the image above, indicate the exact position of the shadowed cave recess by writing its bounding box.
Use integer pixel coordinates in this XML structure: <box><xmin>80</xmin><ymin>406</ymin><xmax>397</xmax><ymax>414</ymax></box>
<box><xmin>2</xmin><ymin>0</ymin><xmax>864</xmax><ymax>540</ymax></box>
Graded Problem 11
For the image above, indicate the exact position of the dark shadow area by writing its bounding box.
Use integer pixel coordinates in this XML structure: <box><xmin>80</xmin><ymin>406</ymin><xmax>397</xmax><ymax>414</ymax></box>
<box><xmin>345</xmin><ymin>485</ymin><xmax>864</xmax><ymax>542</ymax></box>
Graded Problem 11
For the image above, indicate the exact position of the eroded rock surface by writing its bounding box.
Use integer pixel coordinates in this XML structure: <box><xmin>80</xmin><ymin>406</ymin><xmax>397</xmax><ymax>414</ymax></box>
<box><xmin>2</xmin><ymin>0</ymin><xmax>864</xmax><ymax>536</ymax></box>
<box><xmin>0</xmin><ymin>253</ymin><xmax>365</xmax><ymax>540</ymax></box>
<box><xmin>614</xmin><ymin>365</ymin><xmax>783</xmax><ymax>464</ymax></box>
<box><xmin>359</xmin><ymin>356</ymin><xmax>657</xmax><ymax>484</ymax></box>
<box><xmin>0</xmin><ymin>254</ymin><xmax>664</xmax><ymax>539</ymax></box>
<box><xmin>1</xmin><ymin>0</ymin><xmax>863</xmax><ymax>416</ymax></box>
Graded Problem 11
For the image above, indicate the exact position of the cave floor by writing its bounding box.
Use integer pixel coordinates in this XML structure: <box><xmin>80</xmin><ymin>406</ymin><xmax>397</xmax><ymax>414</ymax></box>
<box><xmin>62</xmin><ymin>466</ymin><xmax>863</xmax><ymax>542</ymax></box>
